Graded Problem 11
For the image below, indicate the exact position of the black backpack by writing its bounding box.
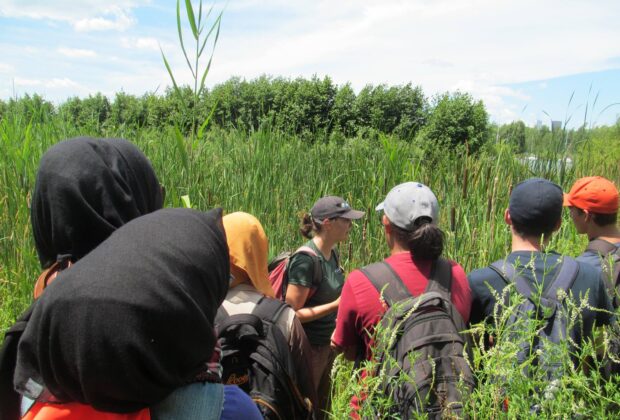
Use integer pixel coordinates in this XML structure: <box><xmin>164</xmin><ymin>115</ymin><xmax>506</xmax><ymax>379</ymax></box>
<box><xmin>0</xmin><ymin>303</ymin><xmax>36</xmax><ymax>420</ymax></box>
<box><xmin>489</xmin><ymin>256</ymin><xmax>580</xmax><ymax>377</ymax></box>
<box><xmin>586</xmin><ymin>239</ymin><xmax>620</xmax><ymax>308</ymax></box>
<box><xmin>362</xmin><ymin>258</ymin><xmax>474</xmax><ymax>420</ymax></box>
<box><xmin>215</xmin><ymin>297</ymin><xmax>313</xmax><ymax>420</ymax></box>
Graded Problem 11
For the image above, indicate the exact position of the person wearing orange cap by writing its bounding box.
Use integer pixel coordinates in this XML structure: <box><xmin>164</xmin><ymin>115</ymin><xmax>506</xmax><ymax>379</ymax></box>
<box><xmin>564</xmin><ymin>176</ymin><xmax>620</xmax><ymax>306</ymax></box>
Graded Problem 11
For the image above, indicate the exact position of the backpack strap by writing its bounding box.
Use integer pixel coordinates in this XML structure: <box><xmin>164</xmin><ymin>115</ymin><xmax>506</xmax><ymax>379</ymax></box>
<box><xmin>542</xmin><ymin>257</ymin><xmax>579</xmax><ymax>302</ymax></box>
<box><xmin>490</xmin><ymin>257</ymin><xmax>579</xmax><ymax>311</ymax></box>
<box><xmin>361</xmin><ymin>261</ymin><xmax>411</xmax><ymax>306</ymax></box>
<box><xmin>252</xmin><ymin>296</ymin><xmax>290</xmax><ymax>325</ymax></box>
<box><xmin>489</xmin><ymin>260</ymin><xmax>538</xmax><ymax>301</ymax></box>
<box><xmin>424</xmin><ymin>258</ymin><xmax>453</xmax><ymax>299</ymax></box>
<box><xmin>586</xmin><ymin>239</ymin><xmax>619</xmax><ymax>255</ymax></box>
<box><xmin>294</xmin><ymin>245</ymin><xmax>323</xmax><ymax>288</ymax></box>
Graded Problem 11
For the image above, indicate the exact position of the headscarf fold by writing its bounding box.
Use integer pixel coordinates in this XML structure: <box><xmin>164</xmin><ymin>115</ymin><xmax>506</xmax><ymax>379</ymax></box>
<box><xmin>222</xmin><ymin>212</ymin><xmax>275</xmax><ymax>298</ymax></box>
<box><xmin>31</xmin><ymin>137</ymin><xmax>163</xmax><ymax>269</ymax></box>
<box><xmin>14</xmin><ymin>208</ymin><xmax>229</xmax><ymax>413</ymax></box>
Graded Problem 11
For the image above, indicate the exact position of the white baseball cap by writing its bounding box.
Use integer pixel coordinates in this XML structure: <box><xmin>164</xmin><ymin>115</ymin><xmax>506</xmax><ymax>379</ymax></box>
<box><xmin>375</xmin><ymin>182</ymin><xmax>439</xmax><ymax>230</ymax></box>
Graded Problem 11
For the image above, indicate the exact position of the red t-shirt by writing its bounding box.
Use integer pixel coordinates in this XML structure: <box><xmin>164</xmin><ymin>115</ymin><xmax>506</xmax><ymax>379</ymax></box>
<box><xmin>332</xmin><ymin>252</ymin><xmax>471</xmax><ymax>360</ymax></box>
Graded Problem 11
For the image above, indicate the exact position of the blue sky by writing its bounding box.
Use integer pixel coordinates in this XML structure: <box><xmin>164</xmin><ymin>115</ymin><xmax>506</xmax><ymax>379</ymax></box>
<box><xmin>1</xmin><ymin>0</ymin><xmax>619</xmax><ymax>127</ymax></box>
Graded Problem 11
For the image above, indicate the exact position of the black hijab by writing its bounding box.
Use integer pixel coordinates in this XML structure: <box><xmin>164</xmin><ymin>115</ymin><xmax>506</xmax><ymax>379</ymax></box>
<box><xmin>14</xmin><ymin>208</ymin><xmax>229</xmax><ymax>412</ymax></box>
<box><xmin>31</xmin><ymin>137</ymin><xmax>163</xmax><ymax>269</ymax></box>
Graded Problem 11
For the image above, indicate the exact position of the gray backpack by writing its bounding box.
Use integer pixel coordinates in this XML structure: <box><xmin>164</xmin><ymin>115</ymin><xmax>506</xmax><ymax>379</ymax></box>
<box><xmin>586</xmin><ymin>239</ymin><xmax>620</xmax><ymax>308</ymax></box>
<box><xmin>489</xmin><ymin>257</ymin><xmax>579</xmax><ymax>377</ymax></box>
<box><xmin>363</xmin><ymin>258</ymin><xmax>474</xmax><ymax>419</ymax></box>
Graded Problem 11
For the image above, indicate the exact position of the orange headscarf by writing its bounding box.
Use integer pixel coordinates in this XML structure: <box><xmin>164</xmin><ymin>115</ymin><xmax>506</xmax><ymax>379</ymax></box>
<box><xmin>222</xmin><ymin>212</ymin><xmax>275</xmax><ymax>298</ymax></box>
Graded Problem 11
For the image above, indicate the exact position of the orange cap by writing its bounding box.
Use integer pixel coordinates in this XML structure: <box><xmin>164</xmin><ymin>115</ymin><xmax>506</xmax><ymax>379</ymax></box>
<box><xmin>563</xmin><ymin>176</ymin><xmax>619</xmax><ymax>214</ymax></box>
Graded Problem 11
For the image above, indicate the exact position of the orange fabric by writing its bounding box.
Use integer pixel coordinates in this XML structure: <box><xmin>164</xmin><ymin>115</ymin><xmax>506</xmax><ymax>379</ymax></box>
<box><xmin>22</xmin><ymin>402</ymin><xmax>149</xmax><ymax>420</ymax></box>
<box><xmin>564</xmin><ymin>176</ymin><xmax>619</xmax><ymax>214</ymax></box>
<box><xmin>222</xmin><ymin>212</ymin><xmax>275</xmax><ymax>298</ymax></box>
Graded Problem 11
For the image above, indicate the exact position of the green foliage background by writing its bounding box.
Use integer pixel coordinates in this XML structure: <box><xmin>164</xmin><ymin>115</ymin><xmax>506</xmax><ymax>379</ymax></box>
<box><xmin>0</xmin><ymin>85</ymin><xmax>619</xmax><ymax>417</ymax></box>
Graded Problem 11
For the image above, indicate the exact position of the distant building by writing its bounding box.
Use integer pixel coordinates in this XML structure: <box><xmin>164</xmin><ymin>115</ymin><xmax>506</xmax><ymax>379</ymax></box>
<box><xmin>536</xmin><ymin>120</ymin><xmax>542</xmax><ymax>129</ymax></box>
<box><xmin>551</xmin><ymin>120</ymin><xmax>562</xmax><ymax>131</ymax></box>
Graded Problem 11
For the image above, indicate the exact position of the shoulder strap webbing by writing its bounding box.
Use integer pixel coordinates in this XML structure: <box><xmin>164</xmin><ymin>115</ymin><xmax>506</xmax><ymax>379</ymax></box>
<box><xmin>294</xmin><ymin>245</ymin><xmax>322</xmax><ymax>287</ymax></box>
<box><xmin>489</xmin><ymin>260</ymin><xmax>538</xmax><ymax>301</ymax></box>
<box><xmin>586</xmin><ymin>239</ymin><xmax>619</xmax><ymax>255</ymax></box>
<box><xmin>542</xmin><ymin>257</ymin><xmax>579</xmax><ymax>302</ymax></box>
<box><xmin>361</xmin><ymin>261</ymin><xmax>411</xmax><ymax>306</ymax></box>
<box><xmin>424</xmin><ymin>258</ymin><xmax>453</xmax><ymax>299</ymax></box>
<box><xmin>490</xmin><ymin>257</ymin><xmax>579</xmax><ymax>305</ymax></box>
<box><xmin>252</xmin><ymin>296</ymin><xmax>290</xmax><ymax>325</ymax></box>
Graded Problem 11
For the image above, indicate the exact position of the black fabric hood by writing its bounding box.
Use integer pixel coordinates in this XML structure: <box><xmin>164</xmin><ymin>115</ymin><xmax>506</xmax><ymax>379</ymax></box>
<box><xmin>31</xmin><ymin>137</ymin><xmax>163</xmax><ymax>268</ymax></box>
<box><xmin>15</xmin><ymin>208</ymin><xmax>229</xmax><ymax>412</ymax></box>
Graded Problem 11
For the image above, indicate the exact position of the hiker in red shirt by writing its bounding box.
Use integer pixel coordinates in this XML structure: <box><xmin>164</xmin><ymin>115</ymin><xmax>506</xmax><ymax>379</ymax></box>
<box><xmin>331</xmin><ymin>182</ymin><xmax>472</xmax><ymax>413</ymax></box>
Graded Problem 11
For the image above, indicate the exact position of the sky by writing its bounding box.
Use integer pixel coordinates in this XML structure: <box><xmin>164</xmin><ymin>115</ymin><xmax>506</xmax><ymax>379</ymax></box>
<box><xmin>1</xmin><ymin>0</ymin><xmax>619</xmax><ymax>128</ymax></box>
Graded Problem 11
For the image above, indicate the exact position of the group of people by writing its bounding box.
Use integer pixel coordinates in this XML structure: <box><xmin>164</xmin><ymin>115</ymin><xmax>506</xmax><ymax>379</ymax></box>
<box><xmin>1</xmin><ymin>136</ymin><xmax>619</xmax><ymax>420</ymax></box>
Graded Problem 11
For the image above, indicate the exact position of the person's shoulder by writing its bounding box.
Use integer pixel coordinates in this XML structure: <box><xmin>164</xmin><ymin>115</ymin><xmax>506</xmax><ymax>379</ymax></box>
<box><xmin>444</xmin><ymin>258</ymin><xmax>466</xmax><ymax>277</ymax></box>
<box><xmin>222</xmin><ymin>386</ymin><xmax>263</xmax><ymax>419</ymax></box>
<box><xmin>467</xmin><ymin>264</ymin><xmax>500</xmax><ymax>285</ymax></box>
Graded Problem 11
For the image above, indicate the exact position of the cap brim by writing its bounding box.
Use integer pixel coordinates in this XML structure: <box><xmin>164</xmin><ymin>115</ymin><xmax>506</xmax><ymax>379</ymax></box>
<box><xmin>375</xmin><ymin>202</ymin><xmax>385</xmax><ymax>212</ymax></box>
<box><xmin>562</xmin><ymin>193</ymin><xmax>573</xmax><ymax>207</ymax></box>
<box><xmin>340</xmin><ymin>209</ymin><xmax>365</xmax><ymax>220</ymax></box>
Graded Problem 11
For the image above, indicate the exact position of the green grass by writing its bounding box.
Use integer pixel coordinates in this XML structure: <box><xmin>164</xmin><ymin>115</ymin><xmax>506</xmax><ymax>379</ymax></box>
<box><xmin>1</xmin><ymin>110</ymin><xmax>619</xmax><ymax>417</ymax></box>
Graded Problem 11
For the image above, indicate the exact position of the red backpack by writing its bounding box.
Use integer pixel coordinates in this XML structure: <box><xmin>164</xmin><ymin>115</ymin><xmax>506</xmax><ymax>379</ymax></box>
<box><xmin>268</xmin><ymin>246</ymin><xmax>323</xmax><ymax>301</ymax></box>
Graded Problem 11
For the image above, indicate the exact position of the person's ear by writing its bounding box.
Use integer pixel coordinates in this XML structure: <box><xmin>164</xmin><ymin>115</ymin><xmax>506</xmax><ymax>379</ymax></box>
<box><xmin>382</xmin><ymin>214</ymin><xmax>391</xmax><ymax>233</ymax></box>
<box><xmin>504</xmin><ymin>208</ymin><xmax>512</xmax><ymax>226</ymax></box>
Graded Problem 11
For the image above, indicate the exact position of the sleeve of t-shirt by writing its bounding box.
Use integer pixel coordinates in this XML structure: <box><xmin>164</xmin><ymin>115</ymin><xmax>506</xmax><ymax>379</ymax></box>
<box><xmin>221</xmin><ymin>386</ymin><xmax>263</xmax><ymax>420</ymax></box>
<box><xmin>467</xmin><ymin>268</ymin><xmax>493</xmax><ymax>326</ymax></box>
<box><xmin>287</xmin><ymin>253</ymin><xmax>315</xmax><ymax>288</ymax></box>
<box><xmin>332</xmin><ymin>274</ymin><xmax>361</xmax><ymax>349</ymax></box>
<box><xmin>449</xmin><ymin>262</ymin><xmax>472</xmax><ymax>324</ymax></box>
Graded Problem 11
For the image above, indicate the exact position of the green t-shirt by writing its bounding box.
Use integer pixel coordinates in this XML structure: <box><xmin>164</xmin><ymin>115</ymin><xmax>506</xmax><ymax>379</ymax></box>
<box><xmin>287</xmin><ymin>240</ymin><xmax>344</xmax><ymax>345</ymax></box>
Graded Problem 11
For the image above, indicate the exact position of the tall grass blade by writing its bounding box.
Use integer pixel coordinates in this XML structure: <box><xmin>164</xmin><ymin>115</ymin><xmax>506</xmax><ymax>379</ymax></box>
<box><xmin>176</xmin><ymin>0</ymin><xmax>195</xmax><ymax>78</ymax></box>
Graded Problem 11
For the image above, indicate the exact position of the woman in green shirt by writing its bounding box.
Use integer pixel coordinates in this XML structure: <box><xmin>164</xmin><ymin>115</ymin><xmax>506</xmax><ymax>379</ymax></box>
<box><xmin>285</xmin><ymin>196</ymin><xmax>364</xmax><ymax>419</ymax></box>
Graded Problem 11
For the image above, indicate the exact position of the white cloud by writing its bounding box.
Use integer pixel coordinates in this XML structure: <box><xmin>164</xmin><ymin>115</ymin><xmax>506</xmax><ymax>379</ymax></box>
<box><xmin>0</xmin><ymin>1</ymin><xmax>146</xmax><ymax>31</ymax></box>
<box><xmin>121</xmin><ymin>37</ymin><xmax>161</xmax><ymax>51</ymax></box>
<box><xmin>0</xmin><ymin>63</ymin><xmax>13</xmax><ymax>73</ymax></box>
<box><xmin>14</xmin><ymin>78</ymin><xmax>43</xmax><ymax>87</ymax></box>
<box><xmin>57</xmin><ymin>47</ymin><xmax>97</xmax><ymax>58</ymax></box>
<box><xmin>73</xmin><ymin>9</ymin><xmax>135</xmax><ymax>32</ymax></box>
<box><xmin>46</xmin><ymin>78</ymin><xmax>81</xmax><ymax>88</ymax></box>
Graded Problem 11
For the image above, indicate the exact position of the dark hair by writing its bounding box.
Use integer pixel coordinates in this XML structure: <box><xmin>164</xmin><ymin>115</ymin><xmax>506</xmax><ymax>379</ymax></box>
<box><xmin>573</xmin><ymin>207</ymin><xmax>617</xmax><ymax>227</ymax></box>
<box><xmin>300</xmin><ymin>212</ymin><xmax>322</xmax><ymax>239</ymax></box>
<box><xmin>389</xmin><ymin>217</ymin><xmax>444</xmax><ymax>260</ymax></box>
<box><xmin>511</xmin><ymin>219</ymin><xmax>555</xmax><ymax>239</ymax></box>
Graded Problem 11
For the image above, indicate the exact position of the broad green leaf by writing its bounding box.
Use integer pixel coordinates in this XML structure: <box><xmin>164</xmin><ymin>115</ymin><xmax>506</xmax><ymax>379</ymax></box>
<box><xmin>173</xmin><ymin>124</ymin><xmax>189</xmax><ymax>172</ymax></box>
<box><xmin>181</xmin><ymin>195</ymin><xmax>192</xmax><ymax>209</ymax></box>
<box><xmin>185</xmin><ymin>0</ymin><xmax>199</xmax><ymax>40</ymax></box>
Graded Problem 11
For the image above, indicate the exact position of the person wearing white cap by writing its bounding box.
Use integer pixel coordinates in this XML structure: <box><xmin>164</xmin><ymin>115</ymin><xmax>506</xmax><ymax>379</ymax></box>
<box><xmin>331</xmin><ymin>182</ymin><xmax>472</xmax><ymax>414</ymax></box>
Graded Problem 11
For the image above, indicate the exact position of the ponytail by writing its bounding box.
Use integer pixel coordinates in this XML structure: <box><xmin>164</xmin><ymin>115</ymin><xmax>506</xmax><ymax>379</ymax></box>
<box><xmin>390</xmin><ymin>217</ymin><xmax>444</xmax><ymax>260</ymax></box>
<box><xmin>299</xmin><ymin>212</ymin><xmax>322</xmax><ymax>239</ymax></box>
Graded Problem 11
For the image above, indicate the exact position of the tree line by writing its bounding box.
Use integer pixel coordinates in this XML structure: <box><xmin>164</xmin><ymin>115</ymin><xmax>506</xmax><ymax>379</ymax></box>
<box><xmin>1</xmin><ymin>75</ymin><xmax>617</xmax><ymax>155</ymax></box>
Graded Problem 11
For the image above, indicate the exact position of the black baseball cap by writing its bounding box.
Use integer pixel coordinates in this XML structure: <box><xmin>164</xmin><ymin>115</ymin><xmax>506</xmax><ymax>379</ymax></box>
<box><xmin>310</xmin><ymin>196</ymin><xmax>365</xmax><ymax>221</ymax></box>
<box><xmin>509</xmin><ymin>178</ymin><xmax>563</xmax><ymax>232</ymax></box>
